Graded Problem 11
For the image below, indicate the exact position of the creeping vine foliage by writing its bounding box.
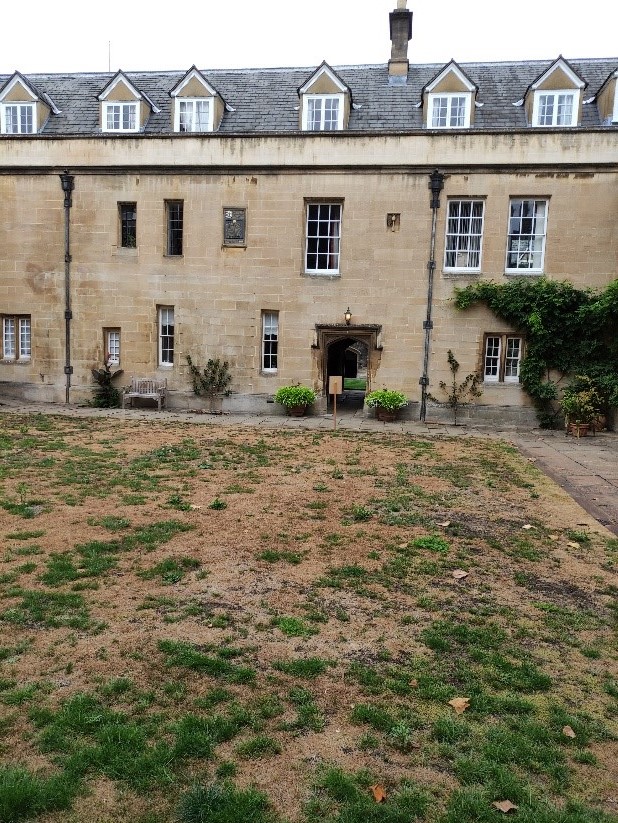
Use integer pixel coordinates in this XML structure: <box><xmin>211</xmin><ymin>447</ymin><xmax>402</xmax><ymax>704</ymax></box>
<box><xmin>454</xmin><ymin>278</ymin><xmax>618</xmax><ymax>426</ymax></box>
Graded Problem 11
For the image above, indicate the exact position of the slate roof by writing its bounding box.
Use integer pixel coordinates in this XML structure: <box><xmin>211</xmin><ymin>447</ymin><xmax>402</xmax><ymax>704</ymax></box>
<box><xmin>0</xmin><ymin>58</ymin><xmax>616</xmax><ymax>135</ymax></box>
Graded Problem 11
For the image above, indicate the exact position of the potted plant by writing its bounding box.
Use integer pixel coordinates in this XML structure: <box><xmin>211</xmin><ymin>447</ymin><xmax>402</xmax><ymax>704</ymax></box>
<box><xmin>560</xmin><ymin>377</ymin><xmax>603</xmax><ymax>437</ymax></box>
<box><xmin>365</xmin><ymin>388</ymin><xmax>408</xmax><ymax>422</ymax></box>
<box><xmin>274</xmin><ymin>385</ymin><xmax>316</xmax><ymax>416</ymax></box>
<box><xmin>186</xmin><ymin>355</ymin><xmax>232</xmax><ymax>414</ymax></box>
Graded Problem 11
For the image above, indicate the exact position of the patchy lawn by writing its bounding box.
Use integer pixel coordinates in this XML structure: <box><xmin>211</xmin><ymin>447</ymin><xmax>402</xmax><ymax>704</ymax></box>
<box><xmin>0</xmin><ymin>412</ymin><xmax>616</xmax><ymax>823</ymax></box>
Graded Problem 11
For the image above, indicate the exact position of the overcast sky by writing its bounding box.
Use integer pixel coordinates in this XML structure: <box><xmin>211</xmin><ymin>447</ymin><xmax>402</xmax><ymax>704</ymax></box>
<box><xmin>3</xmin><ymin>0</ymin><xmax>616</xmax><ymax>75</ymax></box>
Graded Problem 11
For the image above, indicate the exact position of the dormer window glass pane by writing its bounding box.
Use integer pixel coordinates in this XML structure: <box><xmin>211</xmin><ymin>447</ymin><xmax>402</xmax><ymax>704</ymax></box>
<box><xmin>305</xmin><ymin>96</ymin><xmax>342</xmax><ymax>131</ymax></box>
<box><xmin>535</xmin><ymin>92</ymin><xmax>576</xmax><ymax>126</ymax></box>
<box><xmin>431</xmin><ymin>95</ymin><xmax>467</xmax><ymax>128</ymax></box>
<box><xmin>178</xmin><ymin>99</ymin><xmax>210</xmax><ymax>132</ymax></box>
<box><xmin>540</xmin><ymin>93</ymin><xmax>572</xmax><ymax>125</ymax></box>
<box><xmin>105</xmin><ymin>103</ymin><xmax>137</xmax><ymax>131</ymax></box>
<box><xmin>2</xmin><ymin>104</ymin><xmax>34</xmax><ymax>134</ymax></box>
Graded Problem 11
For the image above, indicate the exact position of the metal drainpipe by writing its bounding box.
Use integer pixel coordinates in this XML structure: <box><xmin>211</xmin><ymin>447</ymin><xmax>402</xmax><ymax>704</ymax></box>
<box><xmin>59</xmin><ymin>171</ymin><xmax>75</xmax><ymax>404</ymax></box>
<box><xmin>419</xmin><ymin>169</ymin><xmax>445</xmax><ymax>422</ymax></box>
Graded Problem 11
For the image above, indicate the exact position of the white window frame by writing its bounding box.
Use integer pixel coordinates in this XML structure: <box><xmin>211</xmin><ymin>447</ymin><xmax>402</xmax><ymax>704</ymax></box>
<box><xmin>174</xmin><ymin>98</ymin><xmax>213</xmax><ymax>132</ymax></box>
<box><xmin>261</xmin><ymin>311</ymin><xmax>279</xmax><ymax>373</ymax></box>
<box><xmin>105</xmin><ymin>329</ymin><xmax>121</xmax><ymax>365</ymax></box>
<box><xmin>428</xmin><ymin>93</ymin><xmax>471</xmax><ymax>128</ymax></box>
<box><xmin>444</xmin><ymin>199</ymin><xmax>485</xmax><ymax>271</ymax></box>
<box><xmin>0</xmin><ymin>103</ymin><xmax>35</xmax><ymax>134</ymax></box>
<box><xmin>613</xmin><ymin>83</ymin><xmax>618</xmax><ymax>123</ymax></box>
<box><xmin>484</xmin><ymin>334</ymin><xmax>523</xmax><ymax>383</ymax></box>
<box><xmin>158</xmin><ymin>307</ymin><xmax>174</xmax><ymax>366</ymax></box>
<box><xmin>302</xmin><ymin>94</ymin><xmax>344</xmax><ymax>131</ymax></box>
<box><xmin>102</xmin><ymin>102</ymin><xmax>139</xmax><ymax>132</ymax></box>
<box><xmin>2</xmin><ymin>316</ymin><xmax>31</xmax><ymax>360</ymax></box>
<box><xmin>532</xmin><ymin>90</ymin><xmax>578</xmax><ymax>126</ymax></box>
<box><xmin>505</xmin><ymin>198</ymin><xmax>548</xmax><ymax>274</ymax></box>
<box><xmin>305</xmin><ymin>202</ymin><xmax>342</xmax><ymax>274</ymax></box>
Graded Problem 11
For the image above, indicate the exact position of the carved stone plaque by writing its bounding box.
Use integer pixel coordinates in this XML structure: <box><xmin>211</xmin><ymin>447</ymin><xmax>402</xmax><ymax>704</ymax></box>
<box><xmin>223</xmin><ymin>208</ymin><xmax>246</xmax><ymax>246</ymax></box>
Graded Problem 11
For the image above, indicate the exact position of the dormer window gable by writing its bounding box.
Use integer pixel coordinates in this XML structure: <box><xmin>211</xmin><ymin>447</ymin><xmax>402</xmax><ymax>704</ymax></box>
<box><xmin>98</xmin><ymin>71</ymin><xmax>160</xmax><ymax>133</ymax></box>
<box><xmin>0</xmin><ymin>72</ymin><xmax>57</xmax><ymax>135</ymax></box>
<box><xmin>422</xmin><ymin>61</ymin><xmax>477</xmax><ymax>129</ymax></box>
<box><xmin>298</xmin><ymin>62</ymin><xmax>351</xmax><ymax>131</ymax></box>
<box><xmin>594</xmin><ymin>68</ymin><xmax>618</xmax><ymax>125</ymax></box>
<box><xmin>169</xmin><ymin>67</ymin><xmax>224</xmax><ymax>133</ymax></box>
<box><xmin>526</xmin><ymin>57</ymin><xmax>586</xmax><ymax>127</ymax></box>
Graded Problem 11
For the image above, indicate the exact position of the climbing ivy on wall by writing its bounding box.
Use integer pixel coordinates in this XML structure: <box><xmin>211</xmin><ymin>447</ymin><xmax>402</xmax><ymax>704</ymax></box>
<box><xmin>454</xmin><ymin>278</ymin><xmax>618</xmax><ymax>427</ymax></box>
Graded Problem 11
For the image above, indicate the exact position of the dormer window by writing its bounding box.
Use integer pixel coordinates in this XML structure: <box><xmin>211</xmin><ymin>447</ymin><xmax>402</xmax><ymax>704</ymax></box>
<box><xmin>534</xmin><ymin>92</ymin><xmax>576</xmax><ymax>126</ymax></box>
<box><xmin>430</xmin><ymin>94</ymin><xmax>470</xmax><ymax>128</ymax></box>
<box><xmin>170</xmin><ymin>67</ymin><xmax>223</xmax><ymax>133</ymax></box>
<box><xmin>526</xmin><ymin>57</ymin><xmax>585</xmax><ymax>128</ymax></box>
<box><xmin>0</xmin><ymin>72</ymin><xmax>57</xmax><ymax>135</ymax></box>
<box><xmin>298</xmin><ymin>62</ymin><xmax>351</xmax><ymax>132</ymax></box>
<box><xmin>304</xmin><ymin>94</ymin><xmax>343</xmax><ymax>131</ymax></box>
<box><xmin>104</xmin><ymin>102</ymin><xmax>138</xmax><ymax>132</ymax></box>
<box><xmin>97</xmin><ymin>71</ymin><xmax>159</xmax><ymax>134</ymax></box>
<box><xmin>1</xmin><ymin>103</ymin><xmax>34</xmax><ymax>133</ymax></box>
<box><xmin>176</xmin><ymin>99</ymin><xmax>211</xmax><ymax>132</ymax></box>
<box><xmin>422</xmin><ymin>61</ymin><xmax>477</xmax><ymax>130</ymax></box>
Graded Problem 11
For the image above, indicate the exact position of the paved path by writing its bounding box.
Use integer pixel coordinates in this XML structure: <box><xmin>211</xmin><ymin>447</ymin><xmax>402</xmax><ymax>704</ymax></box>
<box><xmin>1</xmin><ymin>398</ymin><xmax>617</xmax><ymax>536</ymax></box>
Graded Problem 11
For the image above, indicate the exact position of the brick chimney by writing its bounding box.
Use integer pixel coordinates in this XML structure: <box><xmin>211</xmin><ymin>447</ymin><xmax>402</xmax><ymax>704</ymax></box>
<box><xmin>388</xmin><ymin>0</ymin><xmax>412</xmax><ymax>82</ymax></box>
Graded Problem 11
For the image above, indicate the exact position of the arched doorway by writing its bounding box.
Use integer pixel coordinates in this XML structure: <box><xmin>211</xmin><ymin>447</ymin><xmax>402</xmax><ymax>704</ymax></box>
<box><xmin>313</xmin><ymin>324</ymin><xmax>382</xmax><ymax>412</ymax></box>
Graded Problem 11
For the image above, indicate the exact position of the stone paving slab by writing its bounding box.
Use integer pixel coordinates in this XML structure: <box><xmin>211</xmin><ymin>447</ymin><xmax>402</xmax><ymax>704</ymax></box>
<box><xmin>1</xmin><ymin>398</ymin><xmax>616</xmax><ymax>535</ymax></box>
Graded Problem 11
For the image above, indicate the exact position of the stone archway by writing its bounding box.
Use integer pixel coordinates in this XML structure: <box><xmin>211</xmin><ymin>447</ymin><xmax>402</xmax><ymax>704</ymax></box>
<box><xmin>312</xmin><ymin>324</ymin><xmax>382</xmax><ymax>409</ymax></box>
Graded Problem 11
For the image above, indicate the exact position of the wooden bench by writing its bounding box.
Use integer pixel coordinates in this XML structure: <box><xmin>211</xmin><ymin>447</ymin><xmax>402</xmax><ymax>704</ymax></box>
<box><xmin>122</xmin><ymin>378</ymin><xmax>167</xmax><ymax>411</ymax></box>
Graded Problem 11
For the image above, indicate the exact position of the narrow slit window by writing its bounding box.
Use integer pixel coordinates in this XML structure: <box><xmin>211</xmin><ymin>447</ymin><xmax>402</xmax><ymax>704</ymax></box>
<box><xmin>159</xmin><ymin>307</ymin><xmax>174</xmax><ymax>365</ymax></box>
<box><xmin>105</xmin><ymin>329</ymin><xmax>121</xmax><ymax>364</ymax></box>
<box><xmin>119</xmin><ymin>204</ymin><xmax>137</xmax><ymax>248</ymax></box>
<box><xmin>262</xmin><ymin>311</ymin><xmax>279</xmax><ymax>372</ymax></box>
<box><xmin>166</xmin><ymin>201</ymin><xmax>184</xmax><ymax>256</ymax></box>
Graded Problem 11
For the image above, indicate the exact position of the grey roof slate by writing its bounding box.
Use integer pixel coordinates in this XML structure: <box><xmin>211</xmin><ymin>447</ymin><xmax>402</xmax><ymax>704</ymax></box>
<box><xmin>1</xmin><ymin>58</ymin><xmax>616</xmax><ymax>136</ymax></box>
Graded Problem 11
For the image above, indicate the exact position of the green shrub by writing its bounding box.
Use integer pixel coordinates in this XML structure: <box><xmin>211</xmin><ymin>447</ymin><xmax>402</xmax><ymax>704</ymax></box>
<box><xmin>365</xmin><ymin>389</ymin><xmax>408</xmax><ymax>411</ymax></box>
<box><xmin>90</xmin><ymin>362</ymin><xmax>123</xmax><ymax>408</ymax></box>
<box><xmin>273</xmin><ymin>385</ymin><xmax>316</xmax><ymax>408</ymax></box>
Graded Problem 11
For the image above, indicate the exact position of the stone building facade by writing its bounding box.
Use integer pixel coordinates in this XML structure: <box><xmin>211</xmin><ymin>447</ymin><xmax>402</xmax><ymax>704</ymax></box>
<box><xmin>1</xmin><ymin>3</ymin><xmax>616</xmax><ymax>421</ymax></box>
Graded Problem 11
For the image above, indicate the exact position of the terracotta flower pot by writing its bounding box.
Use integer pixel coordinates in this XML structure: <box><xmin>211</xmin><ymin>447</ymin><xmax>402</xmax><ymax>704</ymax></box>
<box><xmin>287</xmin><ymin>404</ymin><xmax>307</xmax><ymax>417</ymax></box>
<box><xmin>376</xmin><ymin>408</ymin><xmax>397</xmax><ymax>422</ymax></box>
<box><xmin>567</xmin><ymin>422</ymin><xmax>589</xmax><ymax>437</ymax></box>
